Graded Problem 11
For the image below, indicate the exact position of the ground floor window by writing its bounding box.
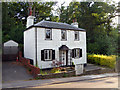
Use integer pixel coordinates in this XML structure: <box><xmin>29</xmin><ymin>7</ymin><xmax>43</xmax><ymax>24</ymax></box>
<box><xmin>41</xmin><ymin>49</ymin><xmax>55</xmax><ymax>61</ymax></box>
<box><xmin>44</xmin><ymin>50</ymin><xmax>52</xmax><ymax>60</ymax></box>
<box><xmin>72</xmin><ymin>48</ymin><xmax>82</xmax><ymax>58</ymax></box>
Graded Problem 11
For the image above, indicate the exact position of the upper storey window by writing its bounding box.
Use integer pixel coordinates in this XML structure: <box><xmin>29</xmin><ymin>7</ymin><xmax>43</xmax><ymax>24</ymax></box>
<box><xmin>45</xmin><ymin>29</ymin><xmax>52</xmax><ymax>40</ymax></box>
<box><xmin>74</xmin><ymin>31</ymin><xmax>79</xmax><ymax>41</ymax></box>
<box><xmin>61</xmin><ymin>30</ymin><xmax>67</xmax><ymax>40</ymax></box>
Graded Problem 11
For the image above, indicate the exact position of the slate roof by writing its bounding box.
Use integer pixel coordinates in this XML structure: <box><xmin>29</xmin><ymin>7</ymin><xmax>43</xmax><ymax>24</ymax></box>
<box><xmin>26</xmin><ymin>20</ymin><xmax>85</xmax><ymax>31</ymax></box>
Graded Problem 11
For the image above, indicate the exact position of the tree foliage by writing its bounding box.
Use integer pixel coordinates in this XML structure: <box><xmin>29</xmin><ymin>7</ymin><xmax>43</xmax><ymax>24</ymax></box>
<box><xmin>2</xmin><ymin>2</ymin><xmax>118</xmax><ymax>55</ymax></box>
<box><xmin>58</xmin><ymin>1</ymin><xmax>118</xmax><ymax>55</ymax></box>
<box><xmin>2</xmin><ymin>2</ymin><xmax>57</xmax><ymax>43</ymax></box>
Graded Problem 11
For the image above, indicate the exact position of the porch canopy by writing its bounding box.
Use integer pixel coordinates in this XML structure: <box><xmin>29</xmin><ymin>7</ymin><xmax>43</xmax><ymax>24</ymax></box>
<box><xmin>59</xmin><ymin>45</ymin><xmax>69</xmax><ymax>50</ymax></box>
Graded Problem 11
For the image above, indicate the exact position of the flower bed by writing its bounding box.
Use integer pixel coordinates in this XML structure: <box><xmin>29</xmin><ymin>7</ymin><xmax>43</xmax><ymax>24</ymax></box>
<box><xmin>35</xmin><ymin>67</ymin><xmax>75</xmax><ymax>79</ymax></box>
<box><xmin>37</xmin><ymin>70</ymin><xmax>75</xmax><ymax>79</ymax></box>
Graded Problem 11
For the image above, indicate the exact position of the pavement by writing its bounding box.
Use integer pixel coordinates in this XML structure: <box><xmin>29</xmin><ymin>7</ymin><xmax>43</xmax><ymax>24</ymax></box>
<box><xmin>85</xmin><ymin>63</ymin><xmax>102</xmax><ymax>71</ymax></box>
<box><xmin>2</xmin><ymin>73</ymin><xmax>119</xmax><ymax>89</ymax></box>
<box><xmin>2</xmin><ymin>61</ymin><xmax>33</xmax><ymax>83</ymax></box>
<box><xmin>34</xmin><ymin>76</ymin><xmax>118</xmax><ymax>88</ymax></box>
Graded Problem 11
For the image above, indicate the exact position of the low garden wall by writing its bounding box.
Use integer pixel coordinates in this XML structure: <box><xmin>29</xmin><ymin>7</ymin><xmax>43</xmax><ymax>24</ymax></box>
<box><xmin>19</xmin><ymin>51</ymin><xmax>40</xmax><ymax>78</ymax></box>
<box><xmin>37</xmin><ymin>71</ymin><xmax>76</xmax><ymax>79</ymax></box>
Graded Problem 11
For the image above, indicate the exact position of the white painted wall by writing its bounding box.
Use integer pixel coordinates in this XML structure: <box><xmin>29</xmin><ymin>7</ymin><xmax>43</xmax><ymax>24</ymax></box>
<box><xmin>26</xmin><ymin>16</ymin><xmax>34</xmax><ymax>28</ymax></box>
<box><xmin>24</xmin><ymin>27</ymin><xmax>36</xmax><ymax>66</ymax></box>
<box><xmin>36</xmin><ymin>28</ymin><xmax>86</xmax><ymax>69</ymax></box>
<box><xmin>24</xmin><ymin>27</ymin><xmax>86</xmax><ymax>69</ymax></box>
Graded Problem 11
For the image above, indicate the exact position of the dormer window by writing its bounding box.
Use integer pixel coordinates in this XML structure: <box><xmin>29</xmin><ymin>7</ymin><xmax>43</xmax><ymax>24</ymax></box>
<box><xmin>74</xmin><ymin>31</ymin><xmax>79</xmax><ymax>41</ymax></box>
<box><xmin>45</xmin><ymin>28</ymin><xmax>52</xmax><ymax>40</ymax></box>
<box><xmin>61</xmin><ymin>30</ymin><xmax>67</xmax><ymax>41</ymax></box>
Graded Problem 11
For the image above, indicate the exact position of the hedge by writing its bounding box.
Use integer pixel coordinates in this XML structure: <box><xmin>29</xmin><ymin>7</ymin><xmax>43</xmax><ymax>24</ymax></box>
<box><xmin>87</xmin><ymin>54</ymin><xmax>117</xmax><ymax>69</ymax></box>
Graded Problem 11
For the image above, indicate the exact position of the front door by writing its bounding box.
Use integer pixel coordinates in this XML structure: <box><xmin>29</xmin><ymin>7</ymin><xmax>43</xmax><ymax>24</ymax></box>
<box><xmin>59</xmin><ymin>50</ymin><xmax>68</xmax><ymax>66</ymax></box>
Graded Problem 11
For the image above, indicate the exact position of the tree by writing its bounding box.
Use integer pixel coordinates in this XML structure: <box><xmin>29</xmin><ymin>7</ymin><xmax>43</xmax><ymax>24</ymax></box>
<box><xmin>58</xmin><ymin>1</ymin><xmax>117</xmax><ymax>55</ymax></box>
<box><xmin>2</xmin><ymin>2</ymin><xmax>57</xmax><ymax>44</ymax></box>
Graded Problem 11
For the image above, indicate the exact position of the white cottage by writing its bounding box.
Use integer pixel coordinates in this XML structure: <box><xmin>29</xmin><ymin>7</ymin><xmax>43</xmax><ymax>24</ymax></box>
<box><xmin>24</xmin><ymin>15</ymin><xmax>86</xmax><ymax>75</ymax></box>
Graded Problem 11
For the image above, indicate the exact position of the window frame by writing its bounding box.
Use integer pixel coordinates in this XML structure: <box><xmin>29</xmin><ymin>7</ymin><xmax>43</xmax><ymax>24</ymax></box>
<box><xmin>45</xmin><ymin>28</ymin><xmax>52</xmax><ymax>40</ymax></box>
<box><xmin>44</xmin><ymin>49</ymin><xmax>52</xmax><ymax>61</ymax></box>
<box><xmin>74</xmin><ymin>31</ymin><xmax>79</xmax><ymax>41</ymax></box>
<box><xmin>74</xmin><ymin>48</ymin><xmax>80</xmax><ymax>59</ymax></box>
<box><xmin>72</xmin><ymin>48</ymin><xmax>82</xmax><ymax>59</ymax></box>
<box><xmin>61</xmin><ymin>30</ymin><xmax>67</xmax><ymax>41</ymax></box>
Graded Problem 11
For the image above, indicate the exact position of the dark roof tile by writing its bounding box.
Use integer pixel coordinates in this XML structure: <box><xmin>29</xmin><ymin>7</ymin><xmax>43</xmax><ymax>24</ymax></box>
<box><xmin>27</xmin><ymin>21</ymin><xmax>85</xmax><ymax>31</ymax></box>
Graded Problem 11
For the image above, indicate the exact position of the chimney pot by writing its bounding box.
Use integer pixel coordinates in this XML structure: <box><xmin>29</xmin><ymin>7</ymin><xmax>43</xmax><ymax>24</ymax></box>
<box><xmin>29</xmin><ymin>8</ymin><xmax>32</xmax><ymax>16</ymax></box>
<box><xmin>71</xmin><ymin>19</ymin><xmax>78</xmax><ymax>28</ymax></box>
<box><xmin>26</xmin><ymin>7</ymin><xmax>35</xmax><ymax>28</ymax></box>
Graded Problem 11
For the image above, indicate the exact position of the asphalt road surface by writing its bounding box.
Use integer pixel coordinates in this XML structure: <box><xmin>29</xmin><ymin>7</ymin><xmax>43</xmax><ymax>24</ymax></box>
<box><xmin>32</xmin><ymin>76</ymin><xmax>118</xmax><ymax>88</ymax></box>
<box><xmin>2</xmin><ymin>61</ymin><xmax>33</xmax><ymax>83</ymax></box>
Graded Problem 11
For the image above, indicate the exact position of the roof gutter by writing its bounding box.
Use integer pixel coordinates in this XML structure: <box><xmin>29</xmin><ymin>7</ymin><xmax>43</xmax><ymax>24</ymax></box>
<box><xmin>25</xmin><ymin>26</ymin><xmax>86</xmax><ymax>32</ymax></box>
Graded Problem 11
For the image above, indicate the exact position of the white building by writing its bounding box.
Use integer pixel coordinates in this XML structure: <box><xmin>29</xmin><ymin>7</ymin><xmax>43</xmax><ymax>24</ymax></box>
<box><xmin>24</xmin><ymin>15</ymin><xmax>87</xmax><ymax>75</ymax></box>
<box><xmin>3</xmin><ymin>40</ymin><xmax>18</xmax><ymax>61</ymax></box>
<box><xmin>3</xmin><ymin>40</ymin><xmax>18</xmax><ymax>55</ymax></box>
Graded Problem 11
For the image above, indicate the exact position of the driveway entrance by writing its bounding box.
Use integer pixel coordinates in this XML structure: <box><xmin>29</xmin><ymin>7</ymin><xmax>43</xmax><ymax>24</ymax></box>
<box><xmin>2</xmin><ymin>61</ymin><xmax>33</xmax><ymax>83</ymax></box>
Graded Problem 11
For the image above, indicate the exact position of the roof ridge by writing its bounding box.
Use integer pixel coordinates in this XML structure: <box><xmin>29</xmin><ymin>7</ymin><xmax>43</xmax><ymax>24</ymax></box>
<box><xmin>29</xmin><ymin>20</ymin><xmax>85</xmax><ymax>31</ymax></box>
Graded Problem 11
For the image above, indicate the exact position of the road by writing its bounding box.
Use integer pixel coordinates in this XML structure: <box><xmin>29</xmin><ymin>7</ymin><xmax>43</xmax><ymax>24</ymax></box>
<box><xmin>32</xmin><ymin>76</ymin><xmax>118</xmax><ymax>88</ymax></box>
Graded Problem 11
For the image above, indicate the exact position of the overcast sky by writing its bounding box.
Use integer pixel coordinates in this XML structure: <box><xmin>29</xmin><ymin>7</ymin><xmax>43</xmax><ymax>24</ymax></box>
<box><xmin>45</xmin><ymin>0</ymin><xmax>119</xmax><ymax>6</ymax></box>
<box><xmin>57</xmin><ymin>0</ymin><xmax>119</xmax><ymax>6</ymax></box>
<box><xmin>43</xmin><ymin>0</ymin><xmax>119</xmax><ymax>26</ymax></box>
<box><xmin>52</xmin><ymin>0</ymin><xmax>119</xmax><ymax>26</ymax></box>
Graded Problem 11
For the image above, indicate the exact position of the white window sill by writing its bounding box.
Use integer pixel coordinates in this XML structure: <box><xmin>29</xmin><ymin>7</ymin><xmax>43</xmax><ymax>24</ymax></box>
<box><xmin>44</xmin><ymin>59</ymin><xmax>52</xmax><ymax>61</ymax></box>
<box><xmin>45</xmin><ymin>39</ymin><xmax>52</xmax><ymax>40</ymax></box>
<box><xmin>61</xmin><ymin>39</ymin><xmax>67</xmax><ymax>41</ymax></box>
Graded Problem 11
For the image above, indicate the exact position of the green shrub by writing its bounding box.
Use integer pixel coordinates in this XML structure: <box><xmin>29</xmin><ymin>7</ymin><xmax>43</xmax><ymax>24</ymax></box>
<box><xmin>87</xmin><ymin>54</ymin><xmax>117</xmax><ymax>69</ymax></box>
<box><xmin>63</xmin><ymin>73</ymin><xmax>68</xmax><ymax>77</ymax></box>
<box><xmin>40</xmin><ymin>71</ymin><xmax>48</xmax><ymax>75</ymax></box>
<box><xmin>35</xmin><ymin>77</ymin><xmax>40</xmax><ymax>80</ymax></box>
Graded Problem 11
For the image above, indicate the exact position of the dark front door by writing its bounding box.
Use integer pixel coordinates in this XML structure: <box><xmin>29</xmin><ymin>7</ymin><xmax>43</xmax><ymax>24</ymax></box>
<box><xmin>59</xmin><ymin>50</ymin><xmax>68</xmax><ymax>66</ymax></box>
